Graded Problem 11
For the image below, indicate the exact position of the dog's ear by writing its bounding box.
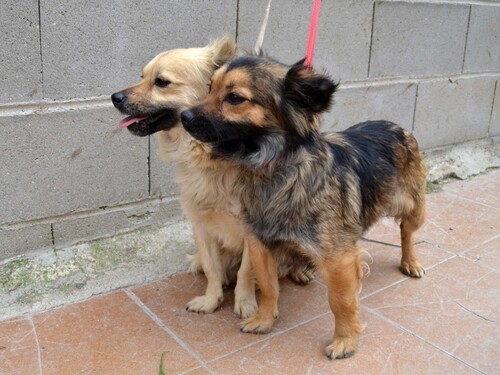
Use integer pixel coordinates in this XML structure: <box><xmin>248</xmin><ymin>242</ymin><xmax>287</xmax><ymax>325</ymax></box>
<box><xmin>284</xmin><ymin>59</ymin><xmax>338</xmax><ymax>114</ymax></box>
<box><xmin>208</xmin><ymin>36</ymin><xmax>236</xmax><ymax>68</ymax></box>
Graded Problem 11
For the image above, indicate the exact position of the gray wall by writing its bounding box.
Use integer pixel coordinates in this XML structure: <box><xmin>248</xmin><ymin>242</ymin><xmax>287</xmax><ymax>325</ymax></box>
<box><xmin>1</xmin><ymin>0</ymin><xmax>499</xmax><ymax>260</ymax></box>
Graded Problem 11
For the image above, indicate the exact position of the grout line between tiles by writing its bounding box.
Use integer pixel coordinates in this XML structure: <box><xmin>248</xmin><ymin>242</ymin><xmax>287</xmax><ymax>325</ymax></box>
<box><xmin>368</xmin><ymin>299</ymin><xmax>463</xmax><ymax>311</ymax></box>
<box><xmin>124</xmin><ymin>289</ymin><xmax>216</xmax><ymax>375</ymax></box>
<box><xmin>363</xmin><ymin>306</ymin><xmax>486</xmax><ymax>374</ymax></box>
<box><xmin>179</xmin><ymin>365</ymin><xmax>206</xmax><ymax>375</ymax></box>
<box><xmin>417</xmin><ymin>240</ymin><xmax>461</xmax><ymax>257</ymax></box>
<box><xmin>454</xmin><ymin>302</ymin><xmax>494</xmax><ymax>322</ymax></box>
<box><xmin>29</xmin><ymin>316</ymin><xmax>43</xmax><ymax>375</ymax></box>
<box><xmin>361</xmin><ymin>237</ymin><xmax>400</xmax><ymax>248</ymax></box>
<box><xmin>361</xmin><ymin>253</ymin><xmax>457</xmax><ymax>301</ymax></box>
<box><xmin>458</xmin><ymin>233</ymin><xmax>500</xmax><ymax>255</ymax></box>
<box><xmin>314</xmin><ymin>276</ymin><xmax>326</xmax><ymax>287</ymax></box>
<box><xmin>443</xmin><ymin>191</ymin><xmax>498</xmax><ymax>210</ymax></box>
<box><xmin>361</xmin><ymin>277</ymin><xmax>411</xmax><ymax>301</ymax></box>
<box><xmin>206</xmin><ymin>311</ymin><xmax>331</xmax><ymax>365</ymax></box>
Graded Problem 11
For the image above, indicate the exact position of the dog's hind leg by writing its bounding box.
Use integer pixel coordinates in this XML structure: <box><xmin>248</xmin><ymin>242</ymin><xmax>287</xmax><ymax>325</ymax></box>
<box><xmin>400</xmin><ymin>199</ymin><xmax>426</xmax><ymax>278</ymax></box>
<box><xmin>234</xmin><ymin>246</ymin><xmax>258</xmax><ymax>319</ymax></box>
<box><xmin>186</xmin><ymin>224</ymin><xmax>224</xmax><ymax>314</ymax></box>
<box><xmin>240</xmin><ymin>234</ymin><xmax>279</xmax><ymax>334</ymax></box>
<box><xmin>323</xmin><ymin>248</ymin><xmax>363</xmax><ymax>360</ymax></box>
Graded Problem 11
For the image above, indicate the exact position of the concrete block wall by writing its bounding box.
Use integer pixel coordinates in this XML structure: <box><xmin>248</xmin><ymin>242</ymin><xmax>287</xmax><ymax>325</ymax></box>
<box><xmin>1</xmin><ymin>0</ymin><xmax>499</xmax><ymax>260</ymax></box>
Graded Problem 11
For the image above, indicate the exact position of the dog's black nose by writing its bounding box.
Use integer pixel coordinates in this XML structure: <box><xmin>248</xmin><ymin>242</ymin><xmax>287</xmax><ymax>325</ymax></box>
<box><xmin>111</xmin><ymin>92</ymin><xmax>126</xmax><ymax>106</ymax></box>
<box><xmin>181</xmin><ymin>110</ymin><xmax>195</xmax><ymax>124</ymax></box>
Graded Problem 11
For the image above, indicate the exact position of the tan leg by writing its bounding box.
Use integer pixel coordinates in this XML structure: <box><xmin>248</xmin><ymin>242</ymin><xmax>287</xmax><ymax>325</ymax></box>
<box><xmin>323</xmin><ymin>249</ymin><xmax>363</xmax><ymax>360</ymax></box>
<box><xmin>400</xmin><ymin>201</ymin><xmax>425</xmax><ymax>278</ymax></box>
<box><xmin>240</xmin><ymin>234</ymin><xmax>279</xmax><ymax>334</ymax></box>
<box><xmin>234</xmin><ymin>245</ymin><xmax>258</xmax><ymax>319</ymax></box>
<box><xmin>186</xmin><ymin>224</ymin><xmax>224</xmax><ymax>313</ymax></box>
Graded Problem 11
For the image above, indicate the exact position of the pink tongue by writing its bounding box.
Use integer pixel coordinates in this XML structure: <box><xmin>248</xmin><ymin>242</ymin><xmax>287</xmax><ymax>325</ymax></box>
<box><xmin>119</xmin><ymin>116</ymin><xmax>148</xmax><ymax>128</ymax></box>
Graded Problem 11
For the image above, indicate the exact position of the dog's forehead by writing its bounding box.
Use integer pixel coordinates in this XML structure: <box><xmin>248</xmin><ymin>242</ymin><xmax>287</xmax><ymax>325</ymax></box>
<box><xmin>143</xmin><ymin>47</ymin><xmax>209</xmax><ymax>77</ymax></box>
<box><xmin>220</xmin><ymin>57</ymin><xmax>286</xmax><ymax>91</ymax></box>
<box><xmin>212</xmin><ymin>65</ymin><xmax>252</xmax><ymax>90</ymax></box>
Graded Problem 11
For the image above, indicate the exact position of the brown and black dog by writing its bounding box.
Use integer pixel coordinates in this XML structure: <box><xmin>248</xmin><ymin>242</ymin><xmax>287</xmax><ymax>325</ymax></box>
<box><xmin>181</xmin><ymin>55</ymin><xmax>426</xmax><ymax>359</ymax></box>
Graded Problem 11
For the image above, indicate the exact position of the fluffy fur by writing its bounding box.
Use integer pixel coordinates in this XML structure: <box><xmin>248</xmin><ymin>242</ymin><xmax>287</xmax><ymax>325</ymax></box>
<box><xmin>181</xmin><ymin>55</ymin><xmax>427</xmax><ymax>359</ymax></box>
<box><xmin>112</xmin><ymin>39</ymin><xmax>314</xmax><ymax>319</ymax></box>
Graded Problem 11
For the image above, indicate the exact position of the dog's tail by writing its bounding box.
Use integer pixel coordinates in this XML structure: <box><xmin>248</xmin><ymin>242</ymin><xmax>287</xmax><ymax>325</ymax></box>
<box><xmin>186</xmin><ymin>252</ymin><xmax>202</xmax><ymax>274</ymax></box>
<box><xmin>360</xmin><ymin>249</ymin><xmax>373</xmax><ymax>278</ymax></box>
<box><xmin>357</xmin><ymin>248</ymin><xmax>373</xmax><ymax>298</ymax></box>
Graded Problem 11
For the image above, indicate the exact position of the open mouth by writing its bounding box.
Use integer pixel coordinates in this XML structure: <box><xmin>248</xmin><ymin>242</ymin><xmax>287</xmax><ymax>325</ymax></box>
<box><xmin>118</xmin><ymin>109</ymin><xmax>178</xmax><ymax>137</ymax></box>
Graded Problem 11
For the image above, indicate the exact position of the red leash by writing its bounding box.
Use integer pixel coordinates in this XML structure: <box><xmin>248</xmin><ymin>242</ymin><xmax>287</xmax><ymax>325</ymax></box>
<box><xmin>304</xmin><ymin>0</ymin><xmax>321</xmax><ymax>69</ymax></box>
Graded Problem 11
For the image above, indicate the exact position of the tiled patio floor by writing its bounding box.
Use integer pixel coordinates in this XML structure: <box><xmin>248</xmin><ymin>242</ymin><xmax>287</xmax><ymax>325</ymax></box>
<box><xmin>1</xmin><ymin>169</ymin><xmax>498</xmax><ymax>374</ymax></box>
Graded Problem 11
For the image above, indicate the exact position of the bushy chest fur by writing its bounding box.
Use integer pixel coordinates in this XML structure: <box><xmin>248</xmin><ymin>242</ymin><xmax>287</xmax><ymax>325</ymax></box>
<box><xmin>239</xmin><ymin>153</ymin><xmax>329</xmax><ymax>250</ymax></box>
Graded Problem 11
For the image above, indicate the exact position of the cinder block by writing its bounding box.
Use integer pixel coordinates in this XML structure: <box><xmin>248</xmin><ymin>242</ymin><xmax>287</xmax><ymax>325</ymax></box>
<box><xmin>464</xmin><ymin>5</ymin><xmax>500</xmax><ymax>73</ymax></box>
<box><xmin>0</xmin><ymin>106</ymin><xmax>148</xmax><ymax>225</ymax></box>
<box><xmin>490</xmin><ymin>80</ymin><xmax>500</xmax><ymax>136</ymax></box>
<box><xmin>322</xmin><ymin>82</ymin><xmax>417</xmax><ymax>132</ymax></box>
<box><xmin>0</xmin><ymin>224</ymin><xmax>53</xmax><ymax>261</ymax></box>
<box><xmin>370</xmin><ymin>2</ymin><xmax>469</xmax><ymax>77</ymax></box>
<box><xmin>0</xmin><ymin>0</ymin><xmax>42</xmax><ymax>103</ymax></box>
<box><xmin>53</xmin><ymin>198</ymin><xmax>182</xmax><ymax>247</ymax></box>
<box><xmin>413</xmin><ymin>76</ymin><xmax>497</xmax><ymax>150</ymax></box>
<box><xmin>150</xmin><ymin>135</ymin><xmax>179</xmax><ymax>198</ymax></box>
<box><xmin>40</xmin><ymin>0</ymin><xmax>236</xmax><ymax>100</ymax></box>
<box><xmin>238</xmin><ymin>0</ymin><xmax>373</xmax><ymax>80</ymax></box>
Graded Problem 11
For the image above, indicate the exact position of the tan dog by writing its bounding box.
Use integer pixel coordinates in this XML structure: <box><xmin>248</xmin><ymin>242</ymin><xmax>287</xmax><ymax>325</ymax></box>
<box><xmin>111</xmin><ymin>38</ymin><xmax>314</xmax><ymax>318</ymax></box>
<box><xmin>181</xmin><ymin>55</ymin><xmax>426</xmax><ymax>358</ymax></box>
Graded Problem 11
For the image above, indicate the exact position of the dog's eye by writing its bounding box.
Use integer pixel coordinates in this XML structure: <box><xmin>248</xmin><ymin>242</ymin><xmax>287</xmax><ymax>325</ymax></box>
<box><xmin>154</xmin><ymin>78</ymin><xmax>171</xmax><ymax>88</ymax></box>
<box><xmin>225</xmin><ymin>93</ymin><xmax>246</xmax><ymax>105</ymax></box>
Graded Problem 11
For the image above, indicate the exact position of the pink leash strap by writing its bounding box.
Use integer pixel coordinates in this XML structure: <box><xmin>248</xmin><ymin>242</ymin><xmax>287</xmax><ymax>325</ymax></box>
<box><xmin>304</xmin><ymin>0</ymin><xmax>321</xmax><ymax>69</ymax></box>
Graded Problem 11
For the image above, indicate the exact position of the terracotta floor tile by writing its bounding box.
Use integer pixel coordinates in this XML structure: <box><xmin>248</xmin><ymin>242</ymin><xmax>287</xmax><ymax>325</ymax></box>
<box><xmin>131</xmin><ymin>273</ymin><xmax>329</xmax><ymax>362</ymax></box>
<box><xmin>364</xmin><ymin>217</ymin><xmax>402</xmax><ymax>246</ymax></box>
<box><xmin>422</xmin><ymin>192</ymin><xmax>498</xmax><ymax>253</ymax></box>
<box><xmin>181</xmin><ymin>366</ymin><xmax>212</xmax><ymax>374</ymax></box>
<box><xmin>0</xmin><ymin>317</ymin><xmax>39</xmax><ymax>375</ymax></box>
<box><xmin>463</xmin><ymin>237</ymin><xmax>500</xmax><ymax>270</ymax></box>
<box><xmin>360</xmin><ymin>241</ymin><xmax>454</xmax><ymax>298</ymax></box>
<box><xmin>365</xmin><ymin>183</ymin><xmax>499</xmax><ymax>255</ymax></box>
<box><xmin>33</xmin><ymin>291</ymin><xmax>201</xmax><ymax>375</ymax></box>
<box><xmin>364</xmin><ymin>257</ymin><xmax>498</xmax><ymax>374</ymax></box>
<box><xmin>442</xmin><ymin>170</ymin><xmax>500</xmax><ymax>208</ymax></box>
<box><xmin>208</xmin><ymin>311</ymin><xmax>478</xmax><ymax>374</ymax></box>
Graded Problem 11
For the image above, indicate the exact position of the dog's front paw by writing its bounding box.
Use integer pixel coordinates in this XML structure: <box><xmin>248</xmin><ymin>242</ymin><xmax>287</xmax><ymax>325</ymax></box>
<box><xmin>240</xmin><ymin>310</ymin><xmax>278</xmax><ymax>334</ymax></box>
<box><xmin>400</xmin><ymin>260</ymin><xmax>425</xmax><ymax>278</ymax></box>
<box><xmin>234</xmin><ymin>295</ymin><xmax>258</xmax><ymax>319</ymax></box>
<box><xmin>288</xmin><ymin>267</ymin><xmax>315</xmax><ymax>285</ymax></box>
<box><xmin>186</xmin><ymin>295</ymin><xmax>222</xmax><ymax>314</ymax></box>
<box><xmin>325</xmin><ymin>336</ymin><xmax>358</xmax><ymax>360</ymax></box>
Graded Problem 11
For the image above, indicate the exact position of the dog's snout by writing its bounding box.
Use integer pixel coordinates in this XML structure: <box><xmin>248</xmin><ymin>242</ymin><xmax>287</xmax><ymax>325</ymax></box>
<box><xmin>181</xmin><ymin>110</ymin><xmax>196</xmax><ymax>124</ymax></box>
<box><xmin>111</xmin><ymin>92</ymin><xmax>127</xmax><ymax>106</ymax></box>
